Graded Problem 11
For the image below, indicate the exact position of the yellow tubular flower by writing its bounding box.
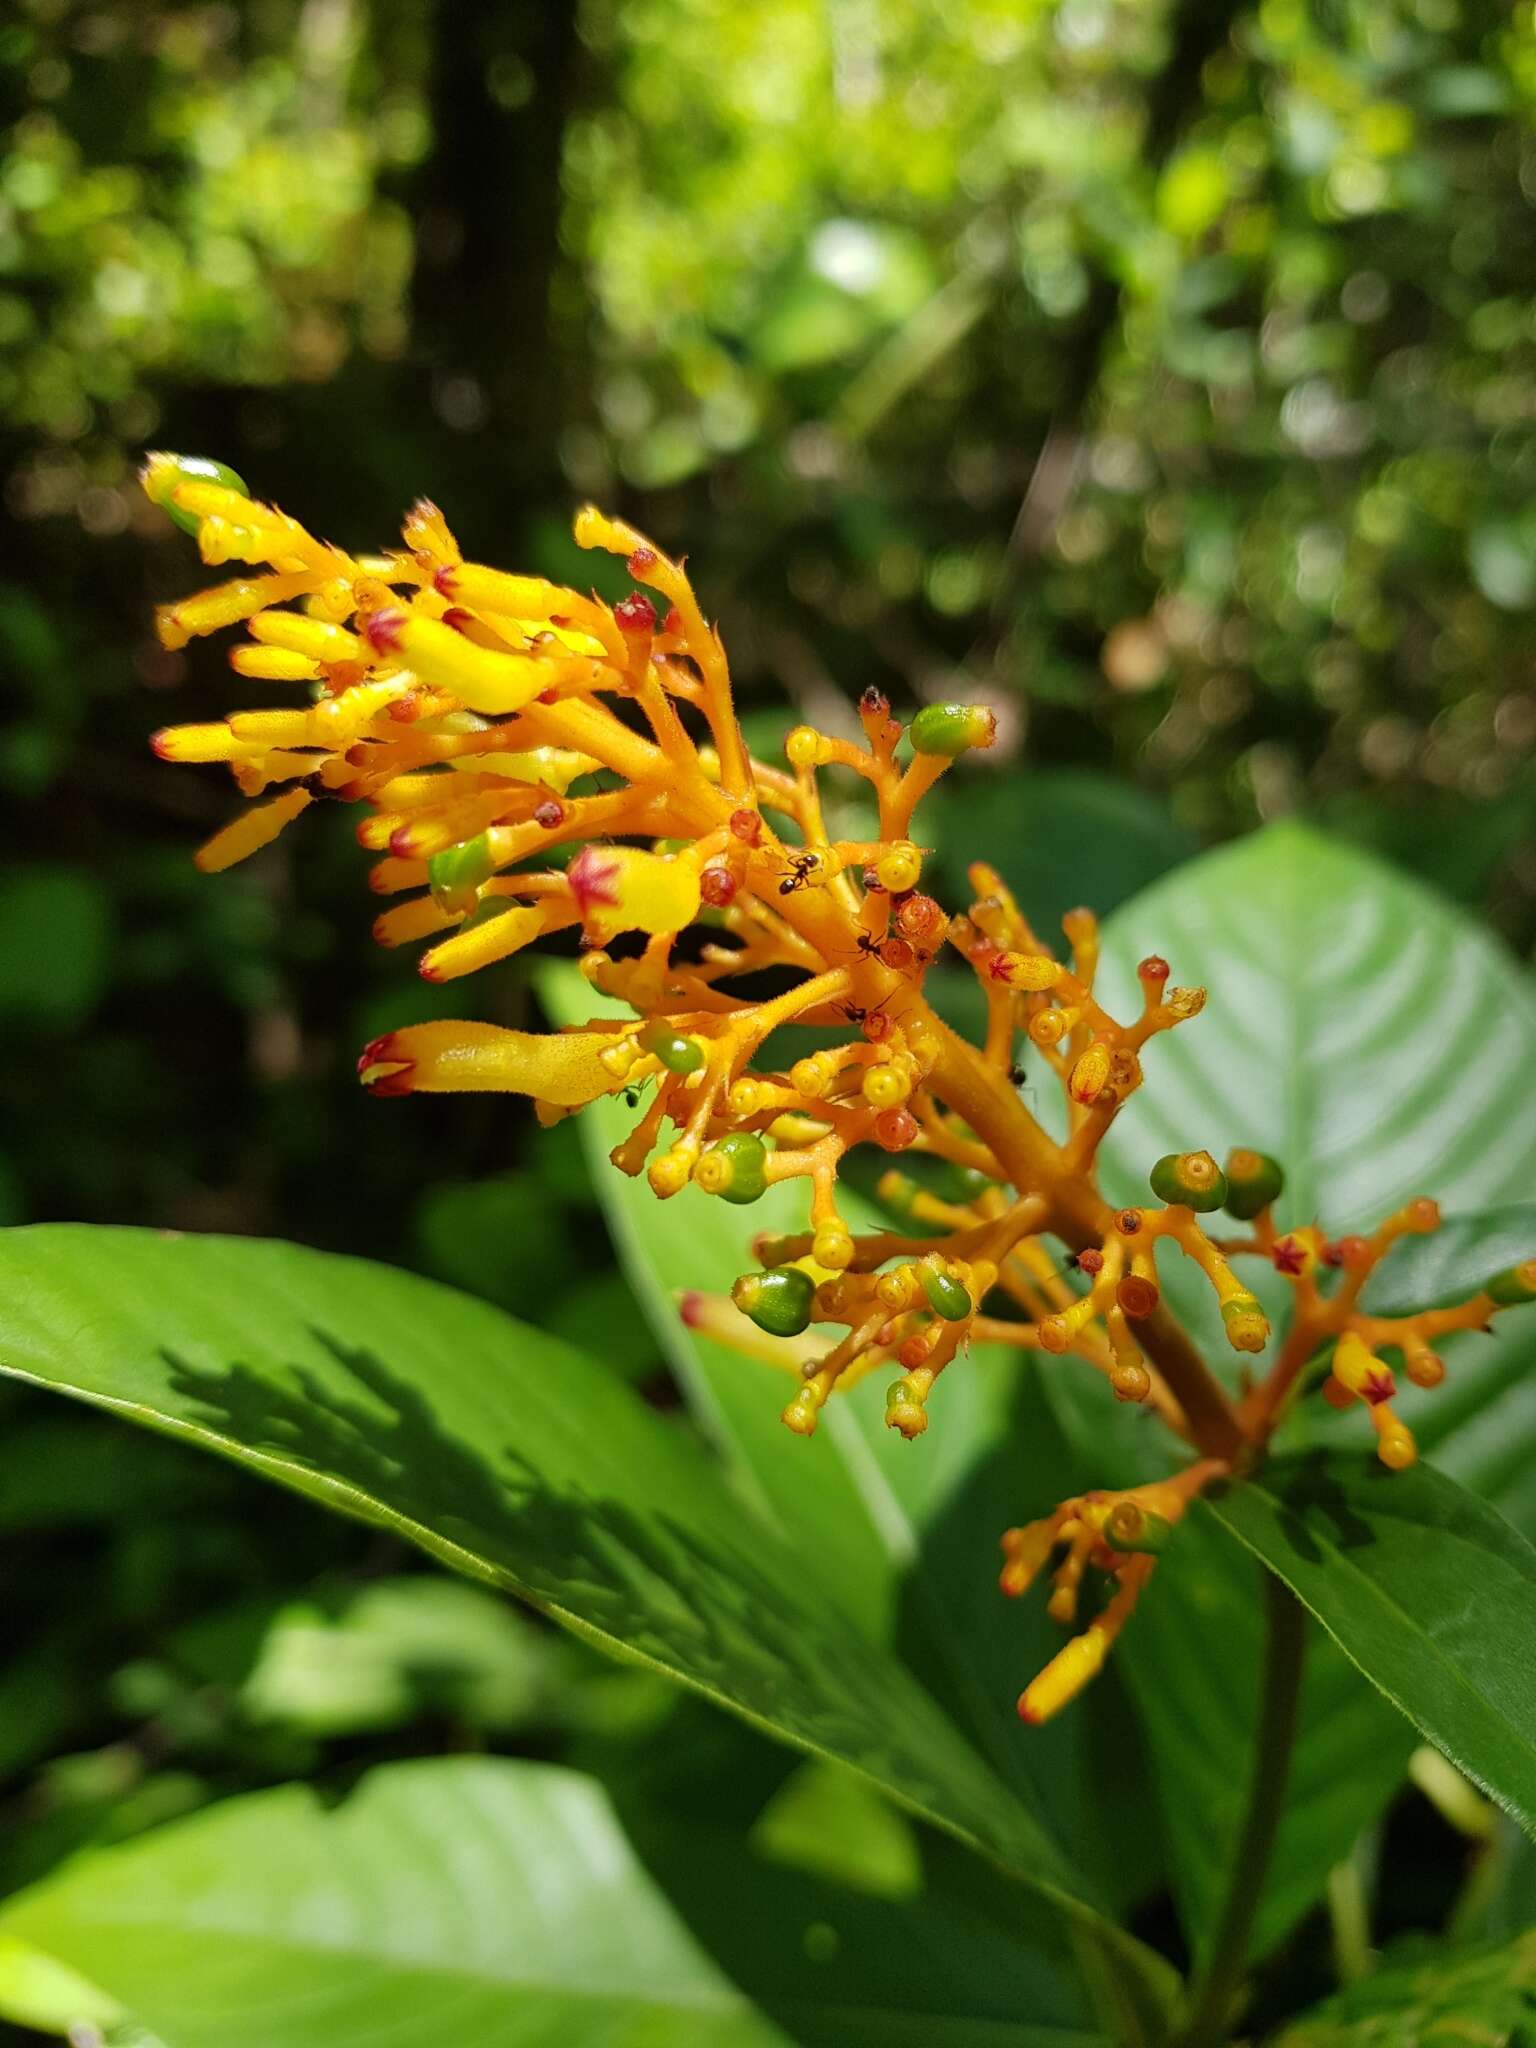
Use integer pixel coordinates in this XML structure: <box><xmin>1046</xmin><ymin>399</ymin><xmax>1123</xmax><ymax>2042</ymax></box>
<box><xmin>137</xmin><ymin>456</ymin><xmax>1536</xmax><ymax>1729</ymax></box>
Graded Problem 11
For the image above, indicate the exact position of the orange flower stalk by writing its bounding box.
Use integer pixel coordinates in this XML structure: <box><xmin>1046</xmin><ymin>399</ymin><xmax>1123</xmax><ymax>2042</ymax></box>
<box><xmin>137</xmin><ymin>454</ymin><xmax>1536</xmax><ymax>1726</ymax></box>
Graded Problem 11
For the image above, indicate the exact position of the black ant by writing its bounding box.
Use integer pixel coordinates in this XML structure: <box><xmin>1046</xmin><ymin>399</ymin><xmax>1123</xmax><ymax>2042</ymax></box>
<box><xmin>854</xmin><ymin>930</ymin><xmax>884</xmax><ymax>961</ymax></box>
<box><xmin>838</xmin><ymin>990</ymin><xmax>895</xmax><ymax>1031</ymax></box>
<box><xmin>778</xmin><ymin>851</ymin><xmax>822</xmax><ymax>896</ymax></box>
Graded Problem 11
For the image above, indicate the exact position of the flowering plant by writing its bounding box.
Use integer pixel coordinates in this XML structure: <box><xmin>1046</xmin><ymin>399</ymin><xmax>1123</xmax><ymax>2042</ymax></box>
<box><xmin>0</xmin><ymin>458</ymin><xmax>1532</xmax><ymax>2047</ymax></box>
<box><xmin>137</xmin><ymin>453</ymin><xmax>1535</xmax><ymax>1732</ymax></box>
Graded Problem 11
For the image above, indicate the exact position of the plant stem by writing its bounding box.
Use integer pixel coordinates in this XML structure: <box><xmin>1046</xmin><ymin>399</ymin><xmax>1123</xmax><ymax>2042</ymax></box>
<box><xmin>1178</xmin><ymin>1574</ymin><xmax>1308</xmax><ymax>2046</ymax></box>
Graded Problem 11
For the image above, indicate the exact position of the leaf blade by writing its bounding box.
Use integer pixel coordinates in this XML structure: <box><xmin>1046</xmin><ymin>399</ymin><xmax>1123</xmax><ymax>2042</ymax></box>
<box><xmin>0</xmin><ymin>1757</ymin><xmax>1111</xmax><ymax>2048</ymax></box>
<box><xmin>0</xmin><ymin>1221</ymin><xmax>1172</xmax><ymax>2018</ymax></box>
<box><xmin>1204</xmin><ymin>1453</ymin><xmax>1536</xmax><ymax>1831</ymax></box>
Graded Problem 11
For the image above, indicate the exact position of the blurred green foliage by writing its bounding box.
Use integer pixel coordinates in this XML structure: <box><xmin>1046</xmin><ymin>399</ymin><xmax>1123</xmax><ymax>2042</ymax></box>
<box><xmin>1</xmin><ymin>1</ymin><xmax>1534</xmax><ymax>2038</ymax></box>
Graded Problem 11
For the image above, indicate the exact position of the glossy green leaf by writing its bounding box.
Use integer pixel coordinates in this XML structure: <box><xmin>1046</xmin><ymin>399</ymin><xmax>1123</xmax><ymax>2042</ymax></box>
<box><xmin>1363</xmin><ymin>1204</ymin><xmax>1536</xmax><ymax>1317</ymax></box>
<box><xmin>1205</xmin><ymin>1453</ymin><xmax>1536</xmax><ymax>1831</ymax></box>
<box><xmin>1097</xmin><ymin>821</ymin><xmax>1536</xmax><ymax>1248</ymax></box>
<box><xmin>540</xmin><ymin>964</ymin><xmax>1167</xmax><ymax>1916</ymax></box>
<box><xmin>1273</xmin><ymin>1927</ymin><xmax>1536</xmax><ymax>2046</ymax></box>
<box><xmin>1113</xmin><ymin>1514</ymin><xmax>1415</xmax><ymax>1964</ymax></box>
<box><xmin>0</xmin><ymin>1223</ymin><xmax>1174</xmax><ymax>2028</ymax></box>
<box><xmin>0</xmin><ymin>1757</ymin><xmax>1110</xmax><ymax>2048</ymax></box>
<box><xmin>1083</xmin><ymin>825</ymin><xmax>1536</xmax><ymax>1961</ymax></box>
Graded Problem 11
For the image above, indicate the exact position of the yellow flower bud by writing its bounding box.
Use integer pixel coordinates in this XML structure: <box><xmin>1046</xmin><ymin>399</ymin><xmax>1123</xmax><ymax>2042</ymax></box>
<box><xmin>567</xmin><ymin>845</ymin><xmax>703</xmax><ymax>940</ymax></box>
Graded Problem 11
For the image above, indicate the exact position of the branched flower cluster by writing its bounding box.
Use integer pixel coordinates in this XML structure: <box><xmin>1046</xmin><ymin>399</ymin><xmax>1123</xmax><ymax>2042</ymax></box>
<box><xmin>138</xmin><ymin>455</ymin><xmax>1536</xmax><ymax>1724</ymax></box>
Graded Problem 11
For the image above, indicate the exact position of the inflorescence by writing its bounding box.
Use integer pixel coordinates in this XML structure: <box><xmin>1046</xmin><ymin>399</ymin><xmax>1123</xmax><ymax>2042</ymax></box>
<box><xmin>137</xmin><ymin>454</ymin><xmax>1536</xmax><ymax>1726</ymax></box>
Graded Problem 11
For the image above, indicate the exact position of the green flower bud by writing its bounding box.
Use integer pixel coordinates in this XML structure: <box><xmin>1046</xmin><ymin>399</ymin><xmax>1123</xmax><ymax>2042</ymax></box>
<box><xmin>909</xmin><ymin>702</ymin><xmax>997</xmax><ymax>757</ymax></box>
<box><xmin>732</xmin><ymin>1266</ymin><xmax>816</xmax><ymax>1337</ymax></box>
<box><xmin>428</xmin><ymin>833</ymin><xmax>493</xmax><ymax>911</ymax></box>
<box><xmin>921</xmin><ymin>1266</ymin><xmax>973</xmax><ymax>1321</ymax></box>
<box><xmin>1102</xmin><ymin>1502</ymin><xmax>1174</xmax><ymax>1555</ymax></box>
<box><xmin>1223</xmin><ymin>1148</ymin><xmax>1285</xmax><ymax>1221</ymax></box>
<box><xmin>696</xmin><ymin>1131</ymin><xmax>768</xmax><ymax>1205</ymax></box>
<box><xmin>1487</xmin><ymin>1257</ymin><xmax>1536</xmax><ymax>1307</ymax></box>
<box><xmin>639</xmin><ymin>1022</ymin><xmax>705</xmax><ymax>1076</ymax></box>
<box><xmin>1149</xmin><ymin>1150</ymin><xmax>1229</xmax><ymax>1213</ymax></box>
<box><xmin>142</xmin><ymin>453</ymin><xmax>251</xmax><ymax>536</ymax></box>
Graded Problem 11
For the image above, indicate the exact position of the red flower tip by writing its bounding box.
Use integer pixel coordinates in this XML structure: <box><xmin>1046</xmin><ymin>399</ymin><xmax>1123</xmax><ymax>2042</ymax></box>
<box><xmin>626</xmin><ymin>545</ymin><xmax>658</xmax><ymax>575</ymax></box>
<box><xmin>537</xmin><ymin>687</ymin><xmax>559</xmax><ymax>704</ymax></box>
<box><xmin>149</xmin><ymin>729</ymin><xmax>176</xmax><ymax>759</ymax></box>
<box><xmin>357</xmin><ymin>1034</ymin><xmax>415</xmax><ymax>1096</ymax></box>
<box><xmin>417</xmin><ymin>957</ymin><xmax>443</xmax><ymax>983</ymax></box>
<box><xmin>1138</xmin><ymin>955</ymin><xmax>1170</xmax><ymax>982</ymax></box>
<box><xmin>728</xmin><ymin>807</ymin><xmax>762</xmax><ymax>846</ymax></box>
<box><xmin>357</xmin><ymin>1033</ymin><xmax>399</xmax><ymax>1074</ymax></box>
<box><xmin>568</xmin><ymin>845</ymin><xmax>621</xmax><ymax>914</ymax></box>
<box><xmin>439</xmin><ymin>606</ymin><xmax>475</xmax><ymax>634</ymax></box>
<box><xmin>533</xmin><ymin>798</ymin><xmax>564</xmax><ymax>829</ymax></box>
<box><xmin>362</xmin><ymin>607</ymin><xmax>407</xmax><ymax>656</ymax></box>
<box><xmin>679</xmin><ymin>1291</ymin><xmax>705</xmax><ymax>1329</ymax></box>
<box><xmin>699</xmin><ymin>863</ymin><xmax>737</xmax><ymax>907</ymax></box>
<box><xmin>1272</xmin><ymin>1237</ymin><xmax>1307</xmax><ymax>1275</ymax></box>
<box><xmin>614</xmin><ymin>591</ymin><xmax>656</xmax><ymax>636</ymax></box>
<box><xmin>1017</xmin><ymin>1695</ymin><xmax>1041</xmax><ymax>1725</ymax></box>
<box><xmin>433</xmin><ymin>565</ymin><xmax>459</xmax><ymax>598</ymax></box>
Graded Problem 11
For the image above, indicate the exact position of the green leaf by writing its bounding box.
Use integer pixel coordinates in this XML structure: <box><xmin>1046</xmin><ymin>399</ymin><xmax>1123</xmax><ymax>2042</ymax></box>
<box><xmin>1084</xmin><ymin>825</ymin><xmax>1536</xmax><ymax>1959</ymax></box>
<box><xmin>1113</xmin><ymin>1514</ymin><xmax>1415</xmax><ymax>1964</ymax></box>
<box><xmin>1272</xmin><ymin>1927</ymin><xmax>1536</xmax><ymax>2046</ymax></box>
<box><xmin>1205</xmin><ymin>1452</ymin><xmax>1536</xmax><ymax>1832</ymax></box>
<box><xmin>539</xmin><ymin>964</ymin><xmax>1167</xmax><ymax>1916</ymax></box>
<box><xmin>1362</xmin><ymin>1204</ymin><xmax>1536</xmax><ymax>1317</ymax></box>
<box><xmin>929</xmin><ymin>770</ymin><xmax>1196</xmax><ymax>942</ymax></box>
<box><xmin>1097</xmin><ymin>821</ymin><xmax>1536</xmax><ymax>1234</ymax></box>
<box><xmin>0</xmin><ymin>1223</ymin><xmax>1173</xmax><ymax>2026</ymax></box>
<box><xmin>0</xmin><ymin>1757</ymin><xmax>1110</xmax><ymax>2048</ymax></box>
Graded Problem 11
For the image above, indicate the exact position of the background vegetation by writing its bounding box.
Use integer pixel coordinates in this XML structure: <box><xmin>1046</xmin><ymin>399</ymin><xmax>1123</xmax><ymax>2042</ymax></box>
<box><xmin>2</xmin><ymin>0</ymin><xmax>1535</xmax><ymax>2039</ymax></box>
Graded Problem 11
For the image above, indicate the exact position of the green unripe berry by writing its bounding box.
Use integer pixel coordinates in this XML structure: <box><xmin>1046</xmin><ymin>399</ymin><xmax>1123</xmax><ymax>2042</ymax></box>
<box><xmin>1149</xmin><ymin>1149</ymin><xmax>1229</xmax><ymax>1213</ymax></box>
<box><xmin>428</xmin><ymin>833</ymin><xmax>494</xmax><ymax>911</ymax></box>
<box><xmin>909</xmin><ymin>702</ymin><xmax>997</xmax><ymax>757</ymax></box>
<box><xmin>639</xmin><ymin>1022</ymin><xmax>705</xmax><ymax>1075</ymax></box>
<box><xmin>733</xmin><ymin>1267</ymin><xmax>816</xmax><ymax>1337</ymax></box>
<box><xmin>1102</xmin><ymin>1502</ymin><xmax>1174</xmax><ymax>1555</ymax></box>
<box><xmin>921</xmin><ymin>1267</ymin><xmax>973</xmax><ymax>1321</ymax></box>
<box><xmin>143</xmin><ymin>452</ymin><xmax>251</xmax><ymax>535</ymax></box>
<box><xmin>1223</xmin><ymin>1148</ymin><xmax>1285</xmax><ymax>1221</ymax></box>
<box><xmin>1487</xmin><ymin>1258</ymin><xmax>1536</xmax><ymax>1307</ymax></box>
<box><xmin>697</xmin><ymin>1131</ymin><xmax>768</xmax><ymax>1205</ymax></box>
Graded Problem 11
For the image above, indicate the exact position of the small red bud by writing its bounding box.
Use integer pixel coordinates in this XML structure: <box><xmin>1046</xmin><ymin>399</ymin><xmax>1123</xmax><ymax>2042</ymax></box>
<box><xmin>729</xmin><ymin>807</ymin><xmax>762</xmax><ymax>845</ymax></box>
<box><xmin>537</xmin><ymin>687</ymin><xmax>559</xmax><ymax>704</ymax></box>
<box><xmin>1077</xmin><ymin>1249</ymin><xmax>1105</xmax><ymax>1275</ymax></box>
<box><xmin>614</xmin><ymin>592</ymin><xmax>656</xmax><ymax>635</ymax></box>
<box><xmin>627</xmin><ymin>545</ymin><xmax>658</xmax><ymax>575</ymax></box>
<box><xmin>874</xmin><ymin>1107</ymin><xmax>918</xmax><ymax>1152</ymax></box>
<box><xmin>533</xmin><ymin>798</ymin><xmax>564</xmax><ymax>829</ymax></box>
<box><xmin>699</xmin><ymin>863</ymin><xmax>738</xmax><ymax>907</ymax></box>
<box><xmin>1138</xmin><ymin>955</ymin><xmax>1170</xmax><ymax>983</ymax></box>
